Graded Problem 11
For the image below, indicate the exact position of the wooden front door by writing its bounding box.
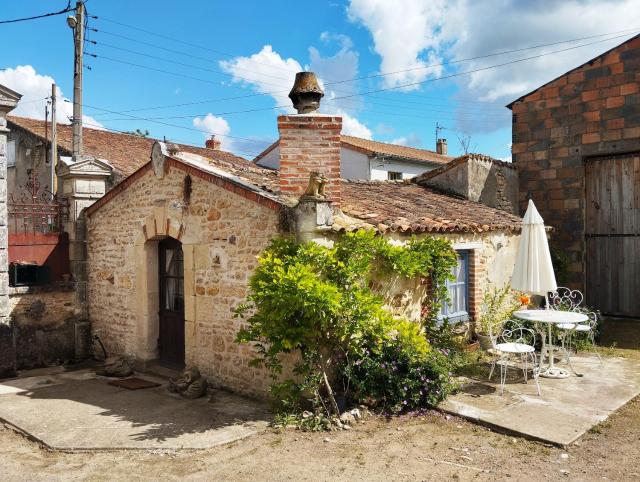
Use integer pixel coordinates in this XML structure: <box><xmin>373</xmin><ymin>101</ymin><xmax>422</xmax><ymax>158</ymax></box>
<box><xmin>158</xmin><ymin>237</ymin><xmax>185</xmax><ymax>366</ymax></box>
<box><xmin>585</xmin><ymin>153</ymin><xmax>640</xmax><ymax>317</ymax></box>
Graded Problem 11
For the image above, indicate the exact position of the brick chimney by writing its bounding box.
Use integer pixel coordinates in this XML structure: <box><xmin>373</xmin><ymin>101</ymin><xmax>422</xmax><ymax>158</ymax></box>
<box><xmin>436</xmin><ymin>138</ymin><xmax>447</xmax><ymax>155</ymax></box>
<box><xmin>278</xmin><ymin>72</ymin><xmax>342</xmax><ymax>206</ymax></box>
<box><xmin>205</xmin><ymin>135</ymin><xmax>221</xmax><ymax>150</ymax></box>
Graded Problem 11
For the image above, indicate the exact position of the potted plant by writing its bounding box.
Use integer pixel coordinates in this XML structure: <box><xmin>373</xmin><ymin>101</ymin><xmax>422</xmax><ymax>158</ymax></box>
<box><xmin>475</xmin><ymin>284</ymin><xmax>522</xmax><ymax>351</ymax></box>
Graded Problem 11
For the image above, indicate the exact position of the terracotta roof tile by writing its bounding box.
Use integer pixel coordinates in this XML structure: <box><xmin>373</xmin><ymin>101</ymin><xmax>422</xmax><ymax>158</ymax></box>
<box><xmin>339</xmin><ymin>180</ymin><xmax>521</xmax><ymax>234</ymax></box>
<box><xmin>254</xmin><ymin>135</ymin><xmax>453</xmax><ymax>166</ymax></box>
<box><xmin>13</xmin><ymin>115</ymin><xmax>518</xmax><ymax>234</ymax></box>
<box><xmin>340</xmin><ymin>135</ymin><xmax>452</xmax><ymax>165</ymax></box>
<box><xmin>7</xmin><ymin>115</ymin><xmax>252</xmax><ymax>177</ymax></box>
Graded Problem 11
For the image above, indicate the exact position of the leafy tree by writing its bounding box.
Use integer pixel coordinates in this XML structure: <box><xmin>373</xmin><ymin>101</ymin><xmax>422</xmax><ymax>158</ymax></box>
<box><xmin>235</xmin><ymin>231</ymin><xmax>458</xmax><ymax>417</ymax></box>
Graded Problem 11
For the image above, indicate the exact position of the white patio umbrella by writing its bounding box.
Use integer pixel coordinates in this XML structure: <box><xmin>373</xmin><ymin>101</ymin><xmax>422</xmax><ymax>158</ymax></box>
<box><xmin>511</xmin><ymin>199</ymin><xmax>557</xmax><ymax>302</ymax></box>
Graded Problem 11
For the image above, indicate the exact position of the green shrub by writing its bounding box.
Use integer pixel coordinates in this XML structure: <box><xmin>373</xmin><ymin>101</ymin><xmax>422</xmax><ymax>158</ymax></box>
<box><xmin>235</xmin><ymin>231</ymin><xmax>458</xmax><ymax>418</ymax></box>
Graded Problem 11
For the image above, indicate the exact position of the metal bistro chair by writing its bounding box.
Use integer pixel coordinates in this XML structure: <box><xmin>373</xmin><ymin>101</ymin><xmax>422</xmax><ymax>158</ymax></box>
<box><xmin>488</xmin><ymin>321</ymin><xmax>541</xmax><ymax>396</ymax></box>
<box><xmin>549</xmin><ymin>287</ymin><xmax>601</xmax><ymax>363</ymax></box>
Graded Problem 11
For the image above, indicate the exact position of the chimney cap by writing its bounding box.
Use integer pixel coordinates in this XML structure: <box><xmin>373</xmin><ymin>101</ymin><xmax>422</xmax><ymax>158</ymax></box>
<box><xmin>289</xmin><ymin>71</ymin><xmax>324</xmax><ymax>114</ymax></box>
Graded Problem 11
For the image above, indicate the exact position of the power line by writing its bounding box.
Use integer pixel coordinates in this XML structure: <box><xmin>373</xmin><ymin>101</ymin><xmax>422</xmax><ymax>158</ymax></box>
<box><xmin>65</xmin><ymin>98</ymin><xmax>275</xmax><ymax>145</ymax></box>
<box><xmin>89</xmin><ymin>39</ymin><xmax>293</xmax><ymax>90</ymax></box>
<box><xmin>88</xmin><ymin>31</ymin><xmax>635</xmax><ymax>124</ymax></box>
<box><xmin>91</xmin><ymin>27</ymin><xmax>296</xmax><ymax>84</ymax></box>
<box><xmin>84</xmin><ymin>28</ymin><xmax>637</xmax><ymax>119</ymax></box>
<box><xmin>90</xmin><ymin>14</ymin><xmax>300</xmax><ymax>76</ymax></box>
<box><xmin>89</xmin><ymin>14</ymin><xmax>638</xmax><ymax>88</ymax></box>
<box><xmin>0</xmin><ymin>1</ymin><xmax>73</xmax><ymax>24</ymax></box>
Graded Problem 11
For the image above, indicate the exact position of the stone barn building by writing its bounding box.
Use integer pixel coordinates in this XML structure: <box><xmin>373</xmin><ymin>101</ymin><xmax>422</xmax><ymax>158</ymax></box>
<box><xmin>508</xmin><ymin>34</ymin><xmax>640</xmax><ymax>318</ymax></box>
<box><xmin>85</xmin><ymin>105</ymin><xmax>522</xmax><ymax>398</ymax></box>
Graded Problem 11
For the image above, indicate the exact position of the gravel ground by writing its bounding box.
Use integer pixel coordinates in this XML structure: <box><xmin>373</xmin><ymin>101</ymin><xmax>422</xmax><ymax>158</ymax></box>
<box><xmin>0</xmin><ymin>394</ymin><xmax>638</xmax><ymax>482</ymax></box>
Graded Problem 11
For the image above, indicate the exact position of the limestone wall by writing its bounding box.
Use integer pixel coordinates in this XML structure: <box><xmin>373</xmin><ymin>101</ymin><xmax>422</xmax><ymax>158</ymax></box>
<box><xmin>9</xmin><ymin>286</ymin><xmax>78</xmax><ymax>368</ymax></box>
<box><xmin>87</xmin><ymin>165</ymin><xmax>280</xmax><ymax>397</ymax></box>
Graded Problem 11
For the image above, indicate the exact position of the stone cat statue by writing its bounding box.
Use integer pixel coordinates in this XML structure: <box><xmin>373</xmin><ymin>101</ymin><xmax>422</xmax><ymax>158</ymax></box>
<box><xmin>168</xmin><ymin>366</ymin><xmax>208</xmax><ymax>399</ymax></box>
<box><xmin>302</xmin><ymin>171</ymin><xmax>328</xmax><ymax>199</ymax></box>
<box><xmin>96</xmin><ymin>356</ymin><xmax>135</xmax><ymax>378</ymax></box>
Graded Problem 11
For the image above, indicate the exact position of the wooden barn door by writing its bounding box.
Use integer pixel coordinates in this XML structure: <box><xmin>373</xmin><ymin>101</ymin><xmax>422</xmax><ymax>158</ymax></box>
<box><xmin>158</xmin><ymin>238</ymin><xmax>185</xmax><ymax>367</ymax></box>
<box><xmin>585</xmin><ymin>153</ymin><xmax>640</xmax><ymax>317</ymax></box>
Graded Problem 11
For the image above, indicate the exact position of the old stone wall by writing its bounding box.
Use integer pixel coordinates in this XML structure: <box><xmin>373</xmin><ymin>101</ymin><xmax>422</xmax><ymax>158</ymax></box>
<box><xmin>9</xmin><ymin>286</ymin><xmax>77</xmax><ymax>368</ymax></box>
<box><xmin>87</xmin><ymin>164</ymin><xmax>281</xmax><ymax>398</ymax></box>
<box><xmin>511</xmin><ymin>36</ymin><xmax>640</xmax><ymax>288</ymax></box>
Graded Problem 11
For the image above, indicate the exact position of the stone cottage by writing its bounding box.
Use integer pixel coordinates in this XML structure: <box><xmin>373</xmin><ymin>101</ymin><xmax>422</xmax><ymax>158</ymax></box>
<box><xmin>508</xmin><ymin>34</ymin><xmax>640</xmax><ymax>317</ymax></box>
<box><xmin>85</xmin><ymin>73</ymin><xmax>522</xmax><ymax>398</ymax></box>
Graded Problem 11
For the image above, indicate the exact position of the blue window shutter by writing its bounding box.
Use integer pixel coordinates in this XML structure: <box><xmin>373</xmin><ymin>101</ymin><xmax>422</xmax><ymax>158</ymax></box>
<box><xmin>438</xmin><ymin>250</ymin><xmax>469</xmax><ymax>323</ymax></box>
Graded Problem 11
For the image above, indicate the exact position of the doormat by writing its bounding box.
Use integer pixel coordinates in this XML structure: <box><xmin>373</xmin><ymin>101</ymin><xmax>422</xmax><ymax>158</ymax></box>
<box><xmin>108</xmin><ymin>377</ymin><xmax>162</xmax><ymax>390</ymax></box>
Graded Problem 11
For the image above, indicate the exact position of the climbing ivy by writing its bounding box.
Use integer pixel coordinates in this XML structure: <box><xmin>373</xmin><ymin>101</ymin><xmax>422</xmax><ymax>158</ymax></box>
<box><xmin>235</xmin><ymin>230</ymin><xmax>458</xmax><ymax>418</ymax></box>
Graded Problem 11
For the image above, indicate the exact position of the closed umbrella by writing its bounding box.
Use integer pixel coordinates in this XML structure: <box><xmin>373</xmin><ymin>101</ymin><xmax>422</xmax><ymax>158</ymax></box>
<box><xmin>511</xmin><ymin>199</ymin><xmax>557</xmax><ymax>299</ymax></box>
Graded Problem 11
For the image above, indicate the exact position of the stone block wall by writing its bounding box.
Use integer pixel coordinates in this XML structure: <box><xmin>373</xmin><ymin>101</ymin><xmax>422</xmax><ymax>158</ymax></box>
<box><xmin>511</xmin><ymin>36</ymin><xmax>640</xmax><ymax>288</ymax></box>
<box><xmin>87</xmin><ymin>164</ymin><xmax>281</xmax><ymax>398</ymax></box>
<box><xmin>278</xmin><ymin>115</ymin><xmax>342</xmax><ymax>205</ymax></box>
<box><xmin>9</xmin><ymin>286</ymin><xmax>77</xmax><ymax>368</ymax></box>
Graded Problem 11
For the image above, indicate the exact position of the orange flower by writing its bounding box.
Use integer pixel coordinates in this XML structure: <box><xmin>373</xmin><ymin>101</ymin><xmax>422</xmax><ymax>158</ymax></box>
<box><xmin>519</xmin><ymin>294</ymin><xmax>530</xmax><ymax>305</ymax></box>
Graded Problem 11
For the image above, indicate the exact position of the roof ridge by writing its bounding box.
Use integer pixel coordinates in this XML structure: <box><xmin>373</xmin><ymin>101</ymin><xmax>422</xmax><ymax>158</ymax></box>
<box><xmin>340</xmin><ymin>134</ymin><xmax>444</xmax><ymax>155</ymax></box>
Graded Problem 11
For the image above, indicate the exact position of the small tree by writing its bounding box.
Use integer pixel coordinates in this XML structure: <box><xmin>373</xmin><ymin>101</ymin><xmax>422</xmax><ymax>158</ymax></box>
<box><xmin>235</xmin><ymin>231</ymin><xmax>458</xmax><ymax>417</ymax></box>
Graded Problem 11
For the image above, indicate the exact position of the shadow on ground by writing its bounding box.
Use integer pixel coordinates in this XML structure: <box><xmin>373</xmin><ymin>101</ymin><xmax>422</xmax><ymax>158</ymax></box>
<box><xmin>0</xmin><ymin>368</ymin><xmax>271</xmax><ymax>450</ymax></box>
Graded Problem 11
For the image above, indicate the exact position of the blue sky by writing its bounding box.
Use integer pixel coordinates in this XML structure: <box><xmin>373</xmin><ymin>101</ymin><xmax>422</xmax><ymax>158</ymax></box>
<box><xmin>2</xmin><ymin>0</ymin><xmax>639</xmax><ymax>160</ymax></box>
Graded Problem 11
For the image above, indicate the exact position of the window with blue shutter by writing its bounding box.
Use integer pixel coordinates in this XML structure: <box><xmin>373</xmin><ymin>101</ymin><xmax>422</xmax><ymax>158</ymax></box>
<box><xmin>439</xmin><ymin>250</ymin><xmax>469</xmax><ymax>322</ymax></box>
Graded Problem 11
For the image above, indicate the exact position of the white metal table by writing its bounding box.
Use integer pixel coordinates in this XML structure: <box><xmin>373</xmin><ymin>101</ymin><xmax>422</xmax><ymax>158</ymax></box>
<box><xmin>513</xmin><ymin>309</ymin><xmax>589</xmax><ymax>379</ymax></box>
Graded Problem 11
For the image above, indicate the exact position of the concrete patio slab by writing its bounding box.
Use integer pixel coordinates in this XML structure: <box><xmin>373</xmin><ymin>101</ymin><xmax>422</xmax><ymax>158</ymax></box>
<box><xmin>440</xmin><ymin>354</ymin><xmax>640</xmax><ymax>447</ymax></box>
<box><xmin>0</xmin><ymin>367</ymin><xmax>271</xmax><ymax>450</ymax></box>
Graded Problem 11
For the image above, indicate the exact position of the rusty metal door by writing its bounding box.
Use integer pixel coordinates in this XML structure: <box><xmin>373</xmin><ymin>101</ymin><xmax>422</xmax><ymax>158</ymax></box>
<box><xmin>158</xmin><ymin>237</ymin><xmax>185</xmax><ymax>367</ymax></box>
<box><xmin>585</xmin><ymin>153</ymin><xmax>640</xmax><ymax>317</ymax></box>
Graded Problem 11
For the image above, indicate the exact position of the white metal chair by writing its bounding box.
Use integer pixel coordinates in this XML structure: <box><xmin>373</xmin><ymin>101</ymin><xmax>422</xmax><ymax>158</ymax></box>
<box><xmin>488</xmin><ymin>321</ymin><xmax>541</xmax><ymax>396</ymax></box>
<box><xmin>549</xmin><ymin>287</ymin><xmax>601</xmax><ymax>363</ymax></box>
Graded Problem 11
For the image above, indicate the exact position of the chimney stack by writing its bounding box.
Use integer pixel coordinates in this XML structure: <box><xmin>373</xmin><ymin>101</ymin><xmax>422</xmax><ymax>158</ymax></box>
<box><xmin>205</xmin><ymin>135</ymin><xmax>221</xmax><ymax>150</ymax></box>
<box><xmin>278</xmin><ymin>72</ymin><xmax>342</xmax><ymax>206</ymax></box>
<box><xmin>436</xmin><ymin>138</ymin><xmax>447</xmax><ymax>155</ymax></box>
<box><xmin>436</xmin><ymin>139</ymin><xmax>447</xmax><ymax>156</ymax></box>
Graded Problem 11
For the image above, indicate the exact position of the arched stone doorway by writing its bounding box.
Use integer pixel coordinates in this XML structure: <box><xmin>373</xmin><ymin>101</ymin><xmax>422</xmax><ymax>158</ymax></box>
<box><xmin>158</xmin><ymin>237</ymin><xmax>185</xmax><ymax>367</ymax></box>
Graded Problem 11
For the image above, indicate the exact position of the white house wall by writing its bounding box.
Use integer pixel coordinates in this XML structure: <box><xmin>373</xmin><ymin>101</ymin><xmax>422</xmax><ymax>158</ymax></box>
<box><xmin>370</xmin><ymin>157</ymin><xmax>438</xmax><ymax>180</ymax></box>
<box><xmin>256</xmin><ymin>146</ymin><xmax>437</xmax><ymax>180</ymax></box>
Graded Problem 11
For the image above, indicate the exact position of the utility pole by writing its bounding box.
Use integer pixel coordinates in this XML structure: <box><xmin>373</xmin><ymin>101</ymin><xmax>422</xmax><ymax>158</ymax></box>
<box><xmin>69</xmin><ymin>1</ymin><xmax>84</xmax><ymax>161</ymax></box>
<box><xmin>51</xmin><ymin>83</ymin><xmax>58</xmax><ymax>195</ymax></box>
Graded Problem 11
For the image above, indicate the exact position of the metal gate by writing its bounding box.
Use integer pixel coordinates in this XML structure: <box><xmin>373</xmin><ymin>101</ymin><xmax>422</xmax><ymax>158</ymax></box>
<box><xmin>8</xmin><ymin>170</ymin><xmax>70</xmax><ymax>284</ymax></box>
<box><xmin>585</xmin><ymin>153</ymin><xmax>640</xmax><ymax>317</ymax></box>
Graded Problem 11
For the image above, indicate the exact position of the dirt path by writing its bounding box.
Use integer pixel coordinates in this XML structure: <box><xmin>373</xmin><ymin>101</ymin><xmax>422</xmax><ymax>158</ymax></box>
<box><xmin>0</xmin><ymin>394</ymin><xmax>638</xmax><ymax>482</ymax></box>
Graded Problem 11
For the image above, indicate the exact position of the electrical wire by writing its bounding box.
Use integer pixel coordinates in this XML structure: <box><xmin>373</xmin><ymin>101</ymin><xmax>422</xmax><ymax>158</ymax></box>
<box><xmin>90</xmin><ymin>14</ymin><xmax>639</xmax><ymax>87</ymax></box>
<box><xmin>87</xmin><ymin>31</ymin><xmax>635</xmax><ymax>124</ymax></box>
<box><xmin>84</xmin><ymin>28</ymin><xmax>638</xmax><ymax>119</ymax></box>
<box><xmin>0</xmin><ymin>1</ymin><xmax>73</xmax><ymax>24</ymax></box>
<box><xmin>64</xmin><ymin>98</ymin><xmax>274</xmax><ymax>145</ymax></box>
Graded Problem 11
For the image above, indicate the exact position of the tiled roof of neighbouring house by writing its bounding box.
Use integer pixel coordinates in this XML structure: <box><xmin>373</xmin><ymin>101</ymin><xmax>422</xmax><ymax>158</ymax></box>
<box><xmin>254</xmin><ymin>135</ymin><xmax>453</xmax><ymax>166</ymax></box>
<box><xmin>338</xmin><ymin>179</ymin><xmax>522</xmax><ymax>234</ymax></box>
<box><xmin>7</xmin><ymin>115</ymin><xmax>253</xmax><ymax>178</ymax></box>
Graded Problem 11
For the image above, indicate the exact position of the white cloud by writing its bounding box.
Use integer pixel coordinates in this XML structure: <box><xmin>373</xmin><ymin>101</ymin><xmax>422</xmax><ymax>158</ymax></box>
<box><xmin>219</xmin><ymin>37</ymin><xmax>373</xmax><ymax>140</ymax></box>
<box><xmin>443</xmin><ymin>0</ymin><xmax>640</xmax><ymax>104</ymax></box>
<box><xmin>0</xmin><ymin>65</ymin><xmax>104</xmax><ymax>129</ymax></box>
<box><xmin>347</xmin><ymin>0</ymin><xmax>449</xmax><ymax>90</ymax></box>
<box><xmin>391</xmin><ymin>132</ymin><xmax>422</xmax><ymax>147</ymax></box>
<box><xmin>338</xmin><ymin>110</ymin><xmax>372</xmax><ymax>139</ymax></box>
<box><xmin>347</xmin><ymin>0</ymin><xmax>640</xmax><ymax>133</ymax></box>
<box><xmin>192</xmin><ymin>113</ymin><xmax>231</xmax><ymax>149</ymax></box>
<box><xmin>219</xmin><ymin>45</ymin><xmax>301</xmax><ymax>112</ymax></box>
